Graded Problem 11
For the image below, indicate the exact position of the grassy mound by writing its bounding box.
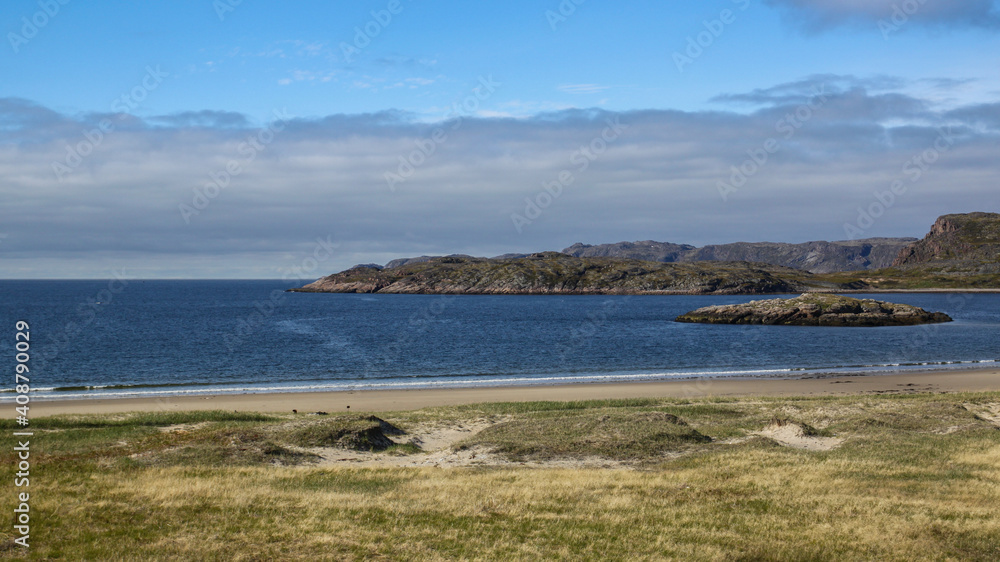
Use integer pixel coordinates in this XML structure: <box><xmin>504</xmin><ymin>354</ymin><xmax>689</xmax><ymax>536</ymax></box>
<box><xmin>459</xmin><ymin>410</ymin><xmax>711</xmax><ymax>461</ymax></box>
<box><xmin>144</xmin><ymin>427</ymin><xmax>317</xmax><ymax>466</ymax></box>
<box><xmin>766</xmin><ymin>417</ymin><xmax>822</xmax><ymax>436</ymax></box>
<box><xmin>6</xmin><ymin>394</ymin><xmax>1000</xmax><ymax>559</ymax></box>
<box><xmin>283</xmin><ymin>415</ymin><xmax>407</xmax><ymax>451</ymax></box>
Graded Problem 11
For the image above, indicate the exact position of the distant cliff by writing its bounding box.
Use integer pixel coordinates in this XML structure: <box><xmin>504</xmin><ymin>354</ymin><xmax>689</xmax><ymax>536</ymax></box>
<box><xmin>813</xmin><ymin>213</ymin><xmax>1000</xmax><ymax>290</ymax></box>
<box><xmin>309</xmin><ymin>213</ymin><xmax>1000</xmax><ymax>295</ymax></box>
<box><xmin>563</xmin><ymin>238</ymin><xmax>916</xmax><ymax>274</ymax></box>
<box><xmin>292</xmin><ymin>252</ymin><xmax>841</xmax><ymax>295</ymax></box>
<box><xmin>561</xmin><ymin>241</ymin><xmax>696</xmax><ymax>264</ymax></box>
<box><xmin>892</xmin><ymin>213</ymin><xmax>1000</xmax><ymax>273</ymax></box>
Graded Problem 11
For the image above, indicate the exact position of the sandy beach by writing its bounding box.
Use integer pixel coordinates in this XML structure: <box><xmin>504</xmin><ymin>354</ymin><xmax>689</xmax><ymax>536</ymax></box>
<box><xmin>29</xmin><ymin>368</ymin><xmax>1000</xmax><ymax>416</ymax></box>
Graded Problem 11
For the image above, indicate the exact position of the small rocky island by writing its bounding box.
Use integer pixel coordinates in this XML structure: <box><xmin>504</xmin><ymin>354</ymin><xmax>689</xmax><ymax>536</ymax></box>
<box><xmin>675</xmin><ymin>293</ymin><xmax>953</xmax><ymax>327</ymax></box>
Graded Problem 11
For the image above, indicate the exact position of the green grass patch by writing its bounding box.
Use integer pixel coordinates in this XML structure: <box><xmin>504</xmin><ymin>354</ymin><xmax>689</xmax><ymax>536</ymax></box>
<box><xmin>3</xmin><ymin>392</ymin><xmax>1000</xmax><ymax>560</ymax></box>
<box><xmin>281</xmin><ymin>415</ymin><xmax>406</xmax><ymax>451</ymax></box>
<box><xmin>0</xmin><ymin>409</ymin><xmax>277</xmax><ymax>430</ymax></box>
<box><xmin>459</xmin><ymin>410</ymin><xmax>711</xmax><ymax>461</ymax></box>
<box><xmin>446</xmin><ymin>397</ymin><xmax>665</xmax><ymax>415</ymax></box>
<box><xmin>137</xmin><ymin>426</ymin><xmax>319</xmax><ymax>467</ymax></box>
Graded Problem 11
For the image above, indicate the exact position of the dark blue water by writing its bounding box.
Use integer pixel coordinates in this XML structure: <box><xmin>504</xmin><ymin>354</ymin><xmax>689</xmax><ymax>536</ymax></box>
<box><xmin>1</xmin><ymin>280</ymin><xmax>998</xmax><ymax>400</ymax></box>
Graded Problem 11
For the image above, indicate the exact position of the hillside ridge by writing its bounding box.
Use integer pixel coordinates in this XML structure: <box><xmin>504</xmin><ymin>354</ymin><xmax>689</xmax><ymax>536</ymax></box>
<box><xmin>563</xmin><ymin>238</ymin><xmax>916</xmax><ymax>274</ymax></box>
<box><xmin>296</xmin><ymin>213</ymin><xmax>999</xmax><ymax>294</ymax></box>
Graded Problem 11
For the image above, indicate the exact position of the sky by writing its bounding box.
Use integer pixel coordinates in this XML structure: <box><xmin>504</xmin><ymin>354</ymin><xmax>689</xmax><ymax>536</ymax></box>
<box><xmin>1</xmin><ymin>0</ymin><xmax>998</xmax><ymax>279</ymax></box>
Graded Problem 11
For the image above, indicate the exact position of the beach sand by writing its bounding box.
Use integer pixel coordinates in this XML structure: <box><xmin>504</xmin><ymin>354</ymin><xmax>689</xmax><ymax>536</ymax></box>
<box><xmin>29</xmin><ymin>368</ymin><xmax>1000</xmax><ymax>416</ymax></box>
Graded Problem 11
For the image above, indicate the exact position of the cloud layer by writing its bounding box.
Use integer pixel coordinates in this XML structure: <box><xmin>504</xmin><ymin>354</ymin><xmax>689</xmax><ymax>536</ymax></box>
<box><xmin>1</xmin><ymin>76</ymin><xmax>998</xmax><ymax>278</ymax></box>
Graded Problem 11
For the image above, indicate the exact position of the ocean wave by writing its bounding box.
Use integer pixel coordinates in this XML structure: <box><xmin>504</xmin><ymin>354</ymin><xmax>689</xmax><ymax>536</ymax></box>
<box><xmin>8</xmin><ymin>360</ymin><xmax>996</xmax><ymax>401</ymax></box>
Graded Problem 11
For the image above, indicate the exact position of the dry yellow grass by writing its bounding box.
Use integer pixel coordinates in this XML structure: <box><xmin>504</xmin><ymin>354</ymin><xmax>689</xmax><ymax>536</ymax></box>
<box><xmin>3</xmin><ymin>394</ymin><xmax>1000</xmax><ymax>560</ymax></box>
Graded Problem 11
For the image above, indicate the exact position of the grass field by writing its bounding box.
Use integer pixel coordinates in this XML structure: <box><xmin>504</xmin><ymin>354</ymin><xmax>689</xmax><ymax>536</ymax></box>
<box><xmin>3</xmin><ymin>392</ymin><xmax>1000</xmax><ymax>560</ymax></box>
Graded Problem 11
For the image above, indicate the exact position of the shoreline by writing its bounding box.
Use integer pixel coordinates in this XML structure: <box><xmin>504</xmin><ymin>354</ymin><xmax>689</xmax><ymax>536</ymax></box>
<box><xmin>288</xmin><ymin>289</ymin><xmax>1000</xmax><ymax>295</ymax></box>
<box><xmin>29</xmin><ymin>368</ymin><xmax>1000</xmax><ymax>416</ymax></box>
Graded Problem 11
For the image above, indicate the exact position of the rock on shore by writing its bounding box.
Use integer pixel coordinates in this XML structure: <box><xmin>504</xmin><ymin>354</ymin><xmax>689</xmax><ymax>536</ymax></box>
<box><xmin>675</xmin><ymin>293</ymin><xmax>953</xmax><ymax>327</ymax></box>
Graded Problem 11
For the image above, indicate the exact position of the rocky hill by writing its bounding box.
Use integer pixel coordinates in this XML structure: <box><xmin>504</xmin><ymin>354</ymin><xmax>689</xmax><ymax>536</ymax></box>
<box><xmin>892</xmin><ymin>212</ymin><xmax>1000</xmax><ymax>273</ymax></box>
<box><xmin>675</xmin><ymin>293</ymin><xmax>953</xmax><ymax>327</ymax></box>
<box><xmin>291</xmin><ymin>252</ymin><xmax>846</xmax><ymax>295</ymax></box>
<box><xmin>805</xmin><ymin>213</ymin><xmax>1000</xmax><ymax>290</ymax></box>
<box><xmin>307</xmin><ymin>213</ymin><xmax>999</xmax><ymax>294</ymax></box>
<box><xmin>563</xmin><ymin>238</ymin><xmax>916</xmax><ymax>274</ymax></box>
<box><xmin>561</xmin><ymin>241</ymin><xmax>696</xmax><ymax>264</ymax></box>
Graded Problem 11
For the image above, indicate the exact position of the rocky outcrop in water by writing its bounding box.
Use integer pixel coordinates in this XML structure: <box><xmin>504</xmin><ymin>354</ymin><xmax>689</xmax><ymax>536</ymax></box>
<box><xmin>675</xmin><ymin>293</ymin><xmax>953</xmax><ymax>327</ymax></box>
<box><xmin>291</xmin><ymin>252</ymin><xmax>836</xmax><ymax>295</ymax></box>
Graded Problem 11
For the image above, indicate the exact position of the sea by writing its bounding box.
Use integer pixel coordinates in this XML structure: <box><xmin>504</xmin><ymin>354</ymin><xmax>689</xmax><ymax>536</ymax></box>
<box><xmin>1</xmin><ymin>280</ymin><xmax>998</xmax><ymax>401</ymax></box>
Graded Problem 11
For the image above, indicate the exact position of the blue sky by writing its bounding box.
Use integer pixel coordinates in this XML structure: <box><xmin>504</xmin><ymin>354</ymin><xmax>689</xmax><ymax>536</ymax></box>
<box><xmin>2</xmin><ymin>0</ymin><xmax>999</xmax><ymax>278</ymax></box>
<box><xmin>5</xmin><ymin>0</ymin><xmax>998</xmax><ymax>120</ymax></box>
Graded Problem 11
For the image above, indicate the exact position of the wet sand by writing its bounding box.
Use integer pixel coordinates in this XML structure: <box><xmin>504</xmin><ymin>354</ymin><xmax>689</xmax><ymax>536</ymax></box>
<box><xmin>28</xmin><ymin>368</ymin><xmax>1000</xmax><ymax>416</ymax></box>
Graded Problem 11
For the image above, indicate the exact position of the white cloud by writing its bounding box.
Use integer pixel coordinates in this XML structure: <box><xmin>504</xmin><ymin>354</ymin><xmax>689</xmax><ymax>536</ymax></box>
<box><xmin>405</xmin><ymin>77</ymin><xmax>435</xmax><ymax>86</ymax></box>
<box><xmin>279</xmin><ymin>69</ymin><xmax>339</xmax><ymax>84</ymax></box>
<box><xmin>1</xmin><ymin>78</ymin><xmax>997</xmax><ymax>277</ymax></box>
<box><xmin>558</xmin><ymin>84</ymin><xmax>612</xmax><ymax>94</ymax></box>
